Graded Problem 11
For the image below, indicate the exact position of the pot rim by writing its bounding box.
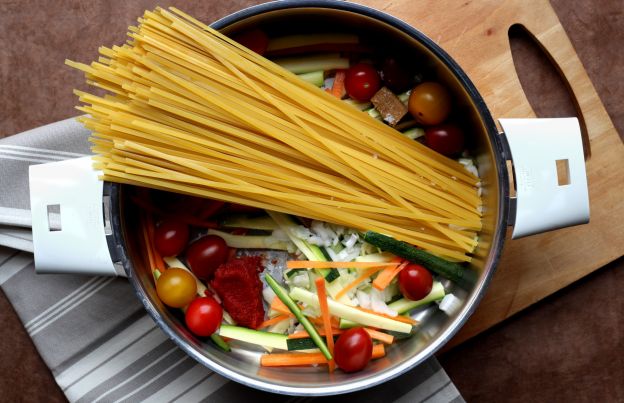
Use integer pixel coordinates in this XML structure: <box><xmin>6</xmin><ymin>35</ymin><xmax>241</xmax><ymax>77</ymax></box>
<box><xmin>112</xmin><ymin>0</ymin><xmax>510</xmax><ymax>396</ymax></box>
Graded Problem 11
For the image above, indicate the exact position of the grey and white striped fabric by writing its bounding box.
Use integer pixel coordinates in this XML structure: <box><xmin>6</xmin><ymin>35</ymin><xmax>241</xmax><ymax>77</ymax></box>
<box><xmin>0</xmin><ymin>118</ymin><xmax>464</xmax><ymax>402</ymax></box>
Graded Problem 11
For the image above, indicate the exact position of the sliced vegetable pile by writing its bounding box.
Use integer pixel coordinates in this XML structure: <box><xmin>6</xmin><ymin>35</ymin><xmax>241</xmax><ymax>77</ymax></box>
<box><xmin>141</xmin><ymin>194</ymin><xmax>459</xmax><ymax>373</ymax></box>
<box><xmin>139</xmin><ymin>29</ymin><xmax>479</xmax><ymax>374</ymax></box>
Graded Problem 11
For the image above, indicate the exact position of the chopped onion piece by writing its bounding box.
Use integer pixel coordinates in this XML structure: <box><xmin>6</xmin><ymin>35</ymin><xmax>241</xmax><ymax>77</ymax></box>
<box><xmin>262</xmin><ymin>286</ymin><xmax>277</xmax><ymax>304</ymax></box>
<box><xmin>292</xmin><ymin>273</ymin><xmax>310</xmax><ymax>288</ymax></box>
<box><xmin>356</xmin><ymin>289</ymin><xmax>371</xmax><ymax>309</ymax></box>
<box><xmin>370</xmin><ymin>288</ymin><xmax>398</xmax><ymax>316</ymax></box>
<box><xmin>342</xmin><ymin>233</ymin><xmax>359</xmax><ymax>249</ymax></box>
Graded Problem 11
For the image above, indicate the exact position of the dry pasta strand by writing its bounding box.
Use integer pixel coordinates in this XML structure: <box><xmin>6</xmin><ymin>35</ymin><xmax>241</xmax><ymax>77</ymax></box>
<box><xmin>67</xmin><ymin>7</ymin><xmax>482</xmax><ymax>261</ymax></box>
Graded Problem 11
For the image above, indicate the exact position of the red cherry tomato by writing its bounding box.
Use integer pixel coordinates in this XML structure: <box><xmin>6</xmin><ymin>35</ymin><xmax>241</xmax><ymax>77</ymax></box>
<box><xmin>334</xmin><ymin>327</ymin><xmax>373</xmax><ymax>373</ymax></box>
<box><xmin>154</xmin><ymin>219</ymin><xmax>189</xmax><ymax>257</ymax></box>
<box><xmin>231</xmin><ymin>29</ymin><xmax>269</xmax><ymax>55</ymax></box>
<box><xmin>398</xmin><ymin>264</ymin><xmax>433</xmax><ymax>301</ymax></box>
<box><xmin>344</xmin><ymin>63</ymin><xmax>381</xmax><ymax>101</ymax></box>
<box><xmin>380</xmin><ymin>57</ymin><xmax>413</xmax><ymax>93</ymax></box>
<box><xmin>186</xmin><ymin>235</ymin><xmax>229</xmax><ymax>280</ymax></box>
<box><xmin>185</xmin><ymin>296</ymin><xmax>223</xmax><ymax>337</ymax></box>
<box><xmin>425</xmin><ymin>124</ymin><xmax>465</xmax><ymax>157</ymax></box>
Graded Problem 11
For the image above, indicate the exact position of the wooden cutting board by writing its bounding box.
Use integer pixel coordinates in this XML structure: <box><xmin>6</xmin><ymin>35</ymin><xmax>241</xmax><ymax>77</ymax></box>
<box><xmin>356</xmin><ymin>0</ymin><xmax>624</xmax><ymax>345</ymax></box>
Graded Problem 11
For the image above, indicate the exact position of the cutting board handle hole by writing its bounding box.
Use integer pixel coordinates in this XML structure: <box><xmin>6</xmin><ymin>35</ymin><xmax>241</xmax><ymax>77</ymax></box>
<box><xmin>508</xmin><ymin>24</ymin><xmax>590</xmax><ymax>160</ymax></box>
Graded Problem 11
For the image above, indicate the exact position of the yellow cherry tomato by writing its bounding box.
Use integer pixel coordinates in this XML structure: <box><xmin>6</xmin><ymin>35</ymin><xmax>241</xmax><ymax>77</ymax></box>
<box><xmin>408</xmin><ymin>82</ymin><xmax>452</xmax><ymax>125</ymax></box>
<box><xmin>156</xmin><ymin>268</ymin><xmax>197</xmax><ymax>308</ymax></box>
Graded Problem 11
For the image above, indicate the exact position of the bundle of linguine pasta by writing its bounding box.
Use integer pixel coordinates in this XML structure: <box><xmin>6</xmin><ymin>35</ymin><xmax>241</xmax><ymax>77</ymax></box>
<box><xmin>67</xmin><ymin>7</ymin><xmax>482</xmax><ymax>262</ymax></box>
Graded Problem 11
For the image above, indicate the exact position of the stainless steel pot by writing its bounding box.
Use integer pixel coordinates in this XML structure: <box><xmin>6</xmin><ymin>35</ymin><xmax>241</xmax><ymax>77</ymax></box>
<box><xmin>29</xmin><ymin>0</ymin><xmax>589</xmax><ymax>396</ymax></box>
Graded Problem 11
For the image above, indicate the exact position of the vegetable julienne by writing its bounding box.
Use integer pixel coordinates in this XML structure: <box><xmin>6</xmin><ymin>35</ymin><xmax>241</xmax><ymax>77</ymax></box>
<box><xmin>373</xmin><ymin>260</ymin><xmax>409</xmax><ymax>290</ymax></box>
<box><xmin>330</xmin><ymin>70</ymin><xmax>347</xmax><ymax>99</ymax></box>
<box><xmin>288</xmin><ymin>327</ymin><xmax>393</xmax><ymax>344</ymax></box>
<box><xmin>145</xmin><ymin>214</ymin><xmax>166</xmax><ymax>273</ymax></box>
<box><xmin>68</xmin><ymin>6</ymin><xmax>482</xmax><ymax>263</ymax></box>
<box><xmin>266</xmin><ymin>274</ymin><xmax>333</xmax><ymax>360</ymax></box>
<box><xmin>269</xmin><ymin>296</ymin><xmax>295</xmax><ymax>317</ymax></box>
<box><xmin>257</xmin><ymin>314</ymin><xmax>291</xmax><ymax>330</ymax></box>
<box><xmin>270</xmin><ymin>298</ymin><xmax>341</xmax><ymax>329</ymax></box>
<box><xmin>140</xmin><ymin>213</ymin><xmax>158</xmax><ymax>274</ymax></box>
<box><xmin>139</xmin><ymin>202</ymin><xmax>452</xmax><ymax>360</ymax></box>
<box><xmin>288</xmin><ymin>328</ymin><xmax>343</xmax><ymax>339</ymax></box>
<box><xmin>260</xmin><ymin>344</ymin><xmax>385</xmax><ymax>367</ymax></box>
<box><xmin>315</xmin><ymin>277</ymin><xmax>336</xmax><ymax>372</ymax></box>
<box><xmin>334</xmin><ymin>266</ymin><xmax>387</xmax><ymax>301</ymax></box>
<box><xmin>364</xmin><ymin>328</ymin><xmax>395</xmax><ymax>345</ymax></box>
<box><xmin>354</xmin><ymin>307</ymin><xmax>418</xmax><ymax>325</ymax></box>
<box><xmin>286</xmin><ymin>261</ymin><xmax>399</xmax><ymax>269</ymax></box>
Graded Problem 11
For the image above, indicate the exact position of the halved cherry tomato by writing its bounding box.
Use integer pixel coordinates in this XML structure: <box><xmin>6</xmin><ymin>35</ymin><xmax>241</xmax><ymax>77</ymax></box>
<box><xmin>154</xmin><ymin>219</ymin><xmax>189</xmax><ymax>257</ymax></box>
<box><xmin>408</xmin><ymin>82</ymin><xmax>452</xmax><ymax>125</ymax></box>
<box><xmin>156</xmin><ymin>268</ymin><xmax>197</xmax><ymax>308</ymax></box>
<box><xmin>231</xmin><ymin>29</ymin><xmax>269</xmax><ymax>55</ymax></box>
<box><xmin>425</xmin><ymin>123</ymin><xmax>465</xmax><ymax>157</ymax></box>
<box><xmin>345</xmin><ymin>63</ymin><xmax>381</xmax><ymax>102</ymax></box>
<box><xmin>185</xmin><ymin>296</ymin><xmax>223</xmax><ymax>337</ymax></box>
<box><xmin>186</xmin><ymin>235</ymin><xmax>229</xmax><ymax>280</ymax></box>
<box><xmin>334</xmin><ymin>327</ymin><xmax>373</xmax><ymax>373</ymax></box>
<box><xmin>398</xmin><ymin>264</ymin><xmax>433</xmax><ymax>301</ymax></box>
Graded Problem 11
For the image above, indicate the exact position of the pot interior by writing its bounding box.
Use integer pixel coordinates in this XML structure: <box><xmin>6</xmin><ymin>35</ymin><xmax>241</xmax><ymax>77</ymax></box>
<box><xmin>115</xmin><ymin>3</ymin><xmax>506</xmax><ymax>395</ymax></box>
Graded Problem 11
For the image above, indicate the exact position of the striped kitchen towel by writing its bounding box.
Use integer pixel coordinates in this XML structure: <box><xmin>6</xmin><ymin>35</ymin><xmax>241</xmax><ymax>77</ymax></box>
<box><xmin>0</xmin><ymin>118</ymin><xmax>464</xmax><ymax>402</ymax></box>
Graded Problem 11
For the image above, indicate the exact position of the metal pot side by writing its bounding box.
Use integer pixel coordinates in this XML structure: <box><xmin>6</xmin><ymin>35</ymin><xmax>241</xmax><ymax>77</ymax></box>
<box><xmin>110</xmin><ymin>0</ymin><xmax>509</xmax><ymax>396</ymax></box>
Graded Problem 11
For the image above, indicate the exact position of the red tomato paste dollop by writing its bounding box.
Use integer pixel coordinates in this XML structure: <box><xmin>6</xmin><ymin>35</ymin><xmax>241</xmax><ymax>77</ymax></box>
<box><xmin>211</xmin><ymin>256</ymin><xmax>265</xmax><ymax>329</ymax></box>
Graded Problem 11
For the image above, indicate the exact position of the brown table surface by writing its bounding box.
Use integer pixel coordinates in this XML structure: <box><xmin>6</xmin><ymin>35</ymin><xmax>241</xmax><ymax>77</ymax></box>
<box><xmin>0</xmin><ymin>1</ymin><xmax>622</xmax><ymax>401</ymax></box>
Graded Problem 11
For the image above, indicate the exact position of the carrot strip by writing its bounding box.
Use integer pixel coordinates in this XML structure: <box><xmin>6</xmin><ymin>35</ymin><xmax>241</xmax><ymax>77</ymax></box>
<box><xmin>271</xmin><ymin>296</ymin><xmax>340</xmax><ymax>328</ymax></box>
<box><xmin>141</xmin><ymin>213</ymin><xmax>157</xmax><ymax>275</ymax></box>
<box><xmin>152</xmin><ymin>249</ymin><xmax>166</xmax><ymax>272</ymax></box>
<box><xmin>355</xmin><ymin>306</ymin><xmax>418</xmax><ymax>325</ymax></box>
<box><xmin>372</xmin><ymin>260</ymin><xmax>409</xmax><ymax>291</ymax></box>
<box><xmin>315</xmin><ymin>277</ymin><xmax>335</xmax><ymax>372</ymax></box>
<box><xmin>364</xmin><ymin>328</ymin><xmax>394</xmax><ymax>344</ymax></box>
<box><xmin>300</xmin><ymin>318</ymin><xmax>340</xmax><ymax>329</ymax></box>
<box><xmin>146</xmin><ymin>217</ymin><xmax>166</xmax><ymax>272</ymax></box>
<box><xmin>288</xmin><ymin>328</ymin><xmax>344</xmax><ymax>339</ymax></box>
<box><xmin>260</xmin><ymin>344</ymin><xmax>385</xmax><ymax>367</ymax></box>
<box><xmin>334</xmin><ymin>266</ymin><xmax>387</xmax><ymax>301</ymax></box>
<box><xmin>257</xmin><ymin>314</ymin><xmax>290</xmax><ymax>330</ymax></box>
<box><xmin>372</xmin><ymin>343</ymin><xmax>386</xmax><ymax>358</ymax></box>
<box><xmin>309</xmin><ymin>315</ymin><xmax>339</xmax><ymax>328</ymax></box>
<box><xmin>330</xmin><ymin>70</ymin><xmax>347</xmax><ymax>99</ymax></box>
<box><xmin>270</xmin><ymin>296</ymin><xmax>295</xmax><ymax>317</ymax></box>
<box><xmin>288</xmin><ymin>327</ymin><xmax>394</xmax><ymax>344</ymax></box>
<box><xmin>286</xmin><ymin>261</ymin><xmax>398</xmax><ymax>269</ymax></box>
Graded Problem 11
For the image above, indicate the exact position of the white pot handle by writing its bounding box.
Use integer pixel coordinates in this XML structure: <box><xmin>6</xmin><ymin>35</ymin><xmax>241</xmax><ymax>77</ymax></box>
<box><xmin>499</xmin><ymin>118</ymin><xmax>590</xmax><ymax>239</ymax></box>
<box><xmin>29</xmin><ymin>157</ymin><xmax>123</xmax><ymax>276</ymax></box>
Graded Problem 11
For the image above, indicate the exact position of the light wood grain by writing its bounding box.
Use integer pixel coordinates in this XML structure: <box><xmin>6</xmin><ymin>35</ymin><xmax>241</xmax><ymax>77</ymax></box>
<box><xmin>357</xmin><ymin>0</ymin><xmax>624</xmax><ymax>345</ymax></box>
